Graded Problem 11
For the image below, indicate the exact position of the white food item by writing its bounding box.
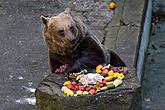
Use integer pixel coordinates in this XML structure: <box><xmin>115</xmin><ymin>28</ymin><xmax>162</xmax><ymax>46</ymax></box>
<box><xmin>79</xmin><ymin>73</ymin><xmax>104</xmax><ymax>85</ymax></box>
<box><xmin>83</xmin><ymin>91</ymin><xmax>89</xmax><ymax>95</ymax></box>
<box><xmin>61</xmin><ymin>86</ymin><xmax>67</xmax><ymax>92</ymax></box>
<box><xmin>113</xmin><ymin>78</ymin><xmax>123</xmax><ymax>87</ymax></box>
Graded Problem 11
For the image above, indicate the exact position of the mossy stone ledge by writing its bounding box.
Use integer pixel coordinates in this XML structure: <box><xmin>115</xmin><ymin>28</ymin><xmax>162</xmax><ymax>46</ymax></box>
<box><xmin>35</xmin><ymin>68</ymin><xmax>140</xmax><ymax>110</ymax></box>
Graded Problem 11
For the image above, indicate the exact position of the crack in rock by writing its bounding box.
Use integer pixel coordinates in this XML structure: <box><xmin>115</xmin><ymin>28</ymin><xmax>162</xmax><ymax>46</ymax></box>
<box><xmin>101</xmin><ymin>20</ymin><xmax>111</xmax><ymax>45</ymax></box>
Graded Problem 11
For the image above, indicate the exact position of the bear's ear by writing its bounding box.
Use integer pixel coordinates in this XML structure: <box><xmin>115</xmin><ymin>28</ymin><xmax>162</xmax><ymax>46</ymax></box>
<box><xmin>41</xmin><ymin>15</ymin><xmax>49</xmax><ymax>25</ymax></box>
<box><xmin>64</xmin><ymin>8</ymin><xmax>71</xmax><ymax>14</ymax></box>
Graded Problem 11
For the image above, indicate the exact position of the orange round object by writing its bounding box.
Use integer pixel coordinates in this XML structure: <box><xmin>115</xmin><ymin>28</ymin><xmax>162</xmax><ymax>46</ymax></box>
<box><xmin>108</xmin><ymin>1</ymin><xmax>117</xmax><ymax>10</ymax></box>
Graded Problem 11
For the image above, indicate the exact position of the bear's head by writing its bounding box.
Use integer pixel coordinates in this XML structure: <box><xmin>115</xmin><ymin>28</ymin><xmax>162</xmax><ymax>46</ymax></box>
<box><xmin>41</xmin><ymin>8</ymin><xmax>87</xmax><ymax>55</ymax></box>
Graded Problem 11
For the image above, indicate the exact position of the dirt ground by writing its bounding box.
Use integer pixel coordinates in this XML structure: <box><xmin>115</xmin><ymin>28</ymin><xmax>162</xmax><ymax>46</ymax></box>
<box><xmin>142</xmin><ymin>18</ymin><xmax>165</xmax><ymax>110</ymax></box>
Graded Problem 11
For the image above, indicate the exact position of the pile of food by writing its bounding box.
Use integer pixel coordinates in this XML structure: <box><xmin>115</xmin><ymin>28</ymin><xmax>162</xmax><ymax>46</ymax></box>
<box><xmin>61</xmin><ymin>64</ymin><xmax>128</xmax><ymax>97</ymax></box>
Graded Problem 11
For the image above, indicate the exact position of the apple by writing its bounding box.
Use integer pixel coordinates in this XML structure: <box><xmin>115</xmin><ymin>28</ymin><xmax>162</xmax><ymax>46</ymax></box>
<box><xmin>102</xmin><ymin>80</ymin><xmax>107</xmax><ymax>86</ymax></box>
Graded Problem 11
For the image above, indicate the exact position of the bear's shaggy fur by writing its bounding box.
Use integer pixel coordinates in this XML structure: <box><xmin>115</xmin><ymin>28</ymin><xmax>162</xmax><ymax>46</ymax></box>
<box><xmin>41</xmin><ymin>8</ymin><xmax>126</xmax><ymax>73</ymax></box>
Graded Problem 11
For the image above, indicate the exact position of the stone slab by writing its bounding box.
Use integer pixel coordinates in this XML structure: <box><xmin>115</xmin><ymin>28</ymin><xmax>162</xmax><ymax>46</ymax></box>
<box><xmin>122</xmin><ymin>0</ymin><xmax>146</xmax><ymax>27</ymax></box>
<box><xmin>103</xmin><ymin>0</ymin><xmax>125</xmax><ymax>50</ymax></box>
<box><xmin>115</xmin><ymin>26</ymin><xmax>141</xmax><ymax>67</ymax></box>
<box><xmin>35</xmin><ymin>68</ymin><xmax>140</xmax><ymax>110</ymax></box>
<box><xmin>104</xmin><ymin>26</ymin><xmax>120</xmax><ymax>50</ymax></box>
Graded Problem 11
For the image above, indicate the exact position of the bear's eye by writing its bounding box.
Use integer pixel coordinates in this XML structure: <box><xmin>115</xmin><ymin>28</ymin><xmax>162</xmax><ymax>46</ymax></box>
<box><xmin>70</xmin><ymin>26</ymin><xmax>75</xmax><ymax>33</ymax></box>
<box><xmin>58</xmin><ymin>30</ymin><xmax>64</xmax><ymax>36</ymax></box>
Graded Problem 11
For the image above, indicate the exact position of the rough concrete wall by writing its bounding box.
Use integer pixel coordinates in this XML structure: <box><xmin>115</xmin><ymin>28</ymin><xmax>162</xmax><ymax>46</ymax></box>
<box><xmin>153</xmin><ymin>0</ymin><xmax>165</xmax><ymax>12</ymax></box>
<box><xmin>136</xmin><ymin>0</ymin><xmax>152</xmax><ymax>81</ymax></box>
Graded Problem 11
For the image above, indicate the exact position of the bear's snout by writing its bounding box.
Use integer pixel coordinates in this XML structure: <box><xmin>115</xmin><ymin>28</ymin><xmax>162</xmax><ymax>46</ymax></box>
<box><xmin>70</xmin><ymin>39</ymin><xmax>76</xmax><ymax>44</ymax></box>
<box><xmin>67</xmin><ymin>32</ymin><xmax>77</xmax><ymax>44</ymax></box>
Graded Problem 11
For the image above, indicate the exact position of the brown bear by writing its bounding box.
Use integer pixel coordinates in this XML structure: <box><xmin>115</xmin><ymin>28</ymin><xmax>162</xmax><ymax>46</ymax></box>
<box><xmin>41</xmin><ymin>8</ymin><xmax>126</xmax><ymax>73</ymax></box>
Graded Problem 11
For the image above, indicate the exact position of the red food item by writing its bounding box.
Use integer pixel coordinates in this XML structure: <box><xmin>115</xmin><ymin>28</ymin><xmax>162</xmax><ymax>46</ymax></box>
<box><xmin>85</xmin><ymin>87</ymin><xmax>92</xmax><ymax>91</ymax></box>
<box><xmin>102</xmin><ymin>80</ymin><xmax>107</xmax><ymax>86</ymax></box>
<box><xmin>92</xmin><ymin>85</ymin><xmax>97</xmax><ymax>90</ymax></box>
<box><xmin>89</xmin><ymin>89</ymin><xmax>97</xmax><ymax>95</ymax></box>
<box><xmin>71</xmin><ymin>81</ymin><xmax>77</xmax><ymax>86</ymax></box>
<box><xmin>100</xmin><ymin>83</ymin><xmax>104</xmax><ymax>87</ymax></box>
<box><xmin>78</xmin><ymin>86</ymin><xmax>85</xmax><ymax>91</ymax></box>
<box><xmin>102</xmin><ymin>69</ymin><xmax>109</xmax><ymax>74</ymax></box>
<box><xmin>75</xmin><ymin>85</ymin><xmax>79</xmax><ymax>90</ymax></box>
<box><xmin>66</xmin><ymin>84</ymin><xmax>73</xmax><ymax>89</ymax></box>
<box><xmin>67</xmin><ymin>84</ymin><xmax>76</xmax><ymax>90</ymax></box>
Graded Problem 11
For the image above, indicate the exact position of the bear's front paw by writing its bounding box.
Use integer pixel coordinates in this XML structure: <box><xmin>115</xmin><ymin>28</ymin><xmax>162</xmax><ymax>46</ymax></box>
<box><xmin>54</xmin><ymin>64</ymin><xmax>68</xmax><ymax>74</ymax></box>
<box><xmin>65</xmin><ymin>64</ymin><xmax>81</xmax><ymax>74</ymax></box>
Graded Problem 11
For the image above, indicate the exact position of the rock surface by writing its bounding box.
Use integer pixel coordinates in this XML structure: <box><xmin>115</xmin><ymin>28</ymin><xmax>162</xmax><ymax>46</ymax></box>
<box><xmin>142</xmin><ymin>19</ymin><xmax>165</xmax><ymax>110</ymax></box>
<box><xmin>36</xmin><ymin>68</ymin><xmax>140</xmax><ymax>110</ymax></box>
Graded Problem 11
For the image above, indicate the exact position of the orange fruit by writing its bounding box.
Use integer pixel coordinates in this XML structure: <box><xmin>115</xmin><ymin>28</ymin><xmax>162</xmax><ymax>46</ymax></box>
<box><xmin>108</xmin><ymin>1</ymin><xmax>117</xmax><ymax>10</ymax></box>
